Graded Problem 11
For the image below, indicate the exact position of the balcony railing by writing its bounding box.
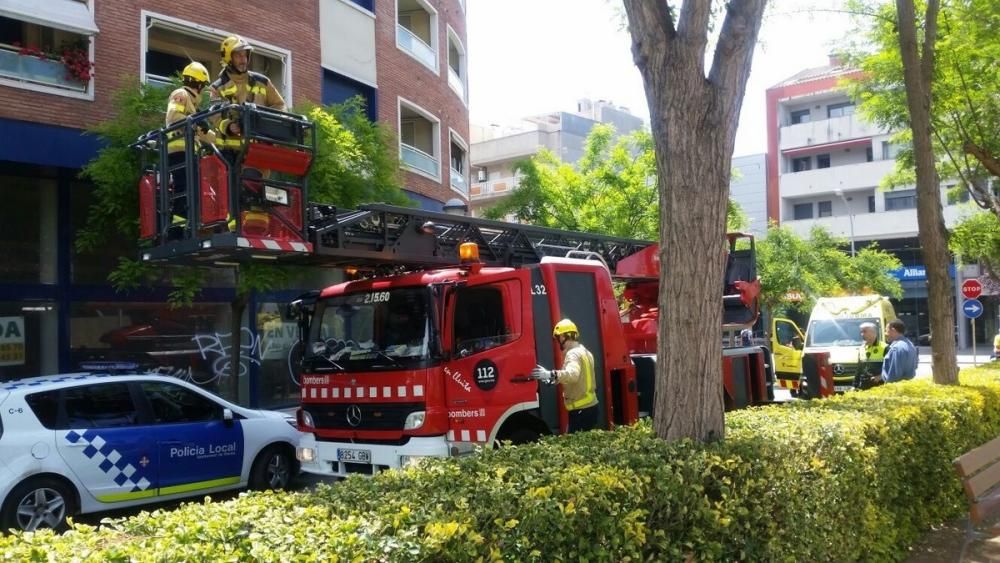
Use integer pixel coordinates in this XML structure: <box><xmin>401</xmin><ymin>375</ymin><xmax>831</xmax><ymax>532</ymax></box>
<box><xmin>145</xmin><ymin>74</ymin><xmax>176</xmax><ymax>90</ymax></box>
<box><xmin>0</xmin><ymin>47</ymin><xmax>87</xmax><ymax>91</ymax></box>
<box><xmin>448</xmin><ymin>68</ymin><xmax>465</xmax><ymax>101</ymax></box>
<box><xmin>779</xmin><ymin>113</ymin><xmax>885</xmax><ymax>151</ymax></box>
<box><xmin>470</xmin><ymin>176</ymin><xmax>521</xmax><ymax>199</ymax></box>
<box><xmin>780</xmin><ymin>160</ymin><xmax>896</xmax><ymax>198</ymax></box>
<box><xmin>450</xmin><ymin>168</ymin><xmax>468</xmax><ymax>194</ymax></box>
<box><xmin>396</xmin><ymin>25</ymin><xmax>436</xmax><ymax>70</ymax></box>
<box><xmin>401</xmin><ymin>143</ymin><xmax>440</xmax><ymax>177</ymax></box>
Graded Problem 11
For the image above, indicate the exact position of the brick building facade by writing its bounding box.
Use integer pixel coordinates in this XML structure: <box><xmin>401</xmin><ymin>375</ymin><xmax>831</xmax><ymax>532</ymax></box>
<box><xmin>0</xmin><ymin>0</ymin><xmax>470</xmax><ymax>407</ymax></box>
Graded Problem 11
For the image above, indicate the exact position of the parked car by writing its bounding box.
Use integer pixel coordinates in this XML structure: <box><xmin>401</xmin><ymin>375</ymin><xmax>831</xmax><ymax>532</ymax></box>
<box><xmin>0</xmin><ymin>373</ymin><xmax>302</xmax><ymax>532</ymax></box>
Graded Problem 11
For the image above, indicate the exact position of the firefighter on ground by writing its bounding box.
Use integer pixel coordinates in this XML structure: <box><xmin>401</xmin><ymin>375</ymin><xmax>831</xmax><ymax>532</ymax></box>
<box><xmin>853</xmin><ymin>321</ymin><xmax>886</xmax><ymax>390</ymax></box>
<box><xmin>531</xmin><ymin>319</ymin><xmax>599</xmax><ymax>433</ymax></box>
<box><xmin>165</xmin><ymin>61</ymin><xmax>215</xmax><ymax>238</ymax></box>
<box><xmin>210</xmin><ymin>35</ymin><xmax>286</xmax><ymax>150</ymax></box>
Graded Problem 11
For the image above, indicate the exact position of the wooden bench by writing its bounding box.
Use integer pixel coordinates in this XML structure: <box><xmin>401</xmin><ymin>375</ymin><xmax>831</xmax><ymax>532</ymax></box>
<box><xmin>953</xmin><ymin>436</ymin><xmax>1000</xmax><ymax>560</ymax></box>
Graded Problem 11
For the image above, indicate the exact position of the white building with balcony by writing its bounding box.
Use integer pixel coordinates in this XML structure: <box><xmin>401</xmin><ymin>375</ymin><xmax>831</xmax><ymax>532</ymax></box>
<box><xmin>468</xmin><ymin>98</ymin><xmax>644</xmax><ymax>217</ymax></box>
<box><xmin>765</xmin><ymin>57</ymin><xmax>983</xmax><ymax>344</ymax></box>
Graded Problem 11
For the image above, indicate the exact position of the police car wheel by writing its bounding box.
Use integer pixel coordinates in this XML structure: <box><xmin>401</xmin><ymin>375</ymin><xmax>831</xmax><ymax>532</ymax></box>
<box><xmin>250</xmin><ymin>445</ymin><xmax>294</xmax><ymax>491</ymax></box>
<box><xmin>1</xmin><ymin>477</ymin><xmax>76</xmax><ymax>532</ymax></box>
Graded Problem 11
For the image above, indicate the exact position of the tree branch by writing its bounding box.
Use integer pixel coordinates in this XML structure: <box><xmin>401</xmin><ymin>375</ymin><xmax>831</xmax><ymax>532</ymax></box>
<box><xmin>708</xmin><ymin>0</ymin><xmax>768</xmax><ymax>119</ymax></box>
<box><xmin>964</xmin><ymin>141</ymin><xmax>1000</xmax><ymax>179</ymax></box>
<box><xmin>920</xmin><ymin>0</ymin><xmax>940</xmax><ymax>101</ymax></box>
<box><xmin>678</xmin><ymin>0</ymin><xmax>711</xmax><ymax>63</ymax></box>
<box><xmin>622</xmin><ymin>0</ymin><xmax>676</xmax><ymax>72</ymax></box>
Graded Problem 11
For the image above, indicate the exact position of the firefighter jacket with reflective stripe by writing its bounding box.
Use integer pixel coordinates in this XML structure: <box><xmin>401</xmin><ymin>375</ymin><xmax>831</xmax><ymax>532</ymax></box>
<box><xmin>209</xmin><ymin>70</ymin><xmax>286</xmax><ymax>148</ymax></box>
<box><xmin>554</xmin><ymin>341</ymin><xmax>598</xmax><ymax>410</ymax></box>
<box><xmin>165</xmin><ymin>87</ymin><xmax>214</xmax><ymax>153</ymax></box>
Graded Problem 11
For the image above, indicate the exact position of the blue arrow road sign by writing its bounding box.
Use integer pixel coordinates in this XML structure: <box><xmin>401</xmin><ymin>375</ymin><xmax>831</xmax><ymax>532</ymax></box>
<box><xmin>963</xmin><ymin>299</ymin><xmax>984</xmax><ymax>319</ymax></box>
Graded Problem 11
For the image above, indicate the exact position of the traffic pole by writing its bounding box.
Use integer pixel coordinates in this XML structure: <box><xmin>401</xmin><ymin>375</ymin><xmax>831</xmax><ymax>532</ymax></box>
<box><xmin>972</xmin><ymin>319</ymin><xmax>977</xmax><ymax>367</ymax></box>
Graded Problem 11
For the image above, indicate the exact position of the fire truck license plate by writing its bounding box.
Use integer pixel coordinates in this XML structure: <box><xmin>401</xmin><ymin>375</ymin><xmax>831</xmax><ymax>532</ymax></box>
<box><xmin>834</xmin><ymin>385</ymin><xmax>853</xmax><ymax>393</ymax></box>
<box><xmin>337</xmin><ymin>448</ymin><xmax>371</xmax><ymax>463</ymax></box>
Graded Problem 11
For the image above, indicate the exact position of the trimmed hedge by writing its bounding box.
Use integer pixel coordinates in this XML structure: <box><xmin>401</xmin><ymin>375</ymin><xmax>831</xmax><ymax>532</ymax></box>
<box><xmin>4</xmin><ymin>365</ymin><xmax>1000</xmax><ymax>562</ymax></box>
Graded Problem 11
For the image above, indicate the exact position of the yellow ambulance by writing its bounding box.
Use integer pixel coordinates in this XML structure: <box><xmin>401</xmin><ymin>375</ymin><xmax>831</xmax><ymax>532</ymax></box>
<box><xmin>772</xmin><ymin>295</ymin><xmax>896</xmax><ymax>393</ymax></box>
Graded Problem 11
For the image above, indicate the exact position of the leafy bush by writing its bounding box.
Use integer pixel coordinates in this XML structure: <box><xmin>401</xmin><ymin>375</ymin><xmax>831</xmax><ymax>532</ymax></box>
<box><xmin>4</xmin><ymin>365</ymin><xmax>1000</xmax><ymax>562</ymax></box>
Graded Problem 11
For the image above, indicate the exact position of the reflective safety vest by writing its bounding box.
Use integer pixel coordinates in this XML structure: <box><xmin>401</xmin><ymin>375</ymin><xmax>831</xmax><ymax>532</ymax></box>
<box><xmin>556</xmin><ymin>343</ymin><xmax>598</xmax><ymax>411</ymax></box>
<box><xmin>855</xmin><ymin>340</ymin><xmax>887</xmax><ymax>380</ymax></box>
<box><xmin>209</xmin><ymin>70</ymin><xmax>286</xmax><ymax>149</ymax></box>
<box><xmin>165</xmin><ymin>87</ymin><xmax>200</xmax><ymax>153</ymax></box>
<box><xmin>863</xmin><ymin>341</ymin><xmax>887</xmax><ymax>362</ymax></box>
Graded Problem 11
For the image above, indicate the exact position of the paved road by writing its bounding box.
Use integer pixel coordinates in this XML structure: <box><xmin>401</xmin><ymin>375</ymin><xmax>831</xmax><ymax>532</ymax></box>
<box><xmin>915</xmin><ymin>347</ymin><xmax>996</xmax><ymax>379</ymax></box>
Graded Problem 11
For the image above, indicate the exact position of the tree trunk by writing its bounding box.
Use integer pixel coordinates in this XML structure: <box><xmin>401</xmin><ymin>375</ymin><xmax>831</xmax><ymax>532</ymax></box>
<box><xmin>623</xmin><ymin>0</ymin><xmax>767</xmax><ymax>441</ymax></box>
<box><xmin>895</xmin><ymin>0</ymin><xmax>959</xmax><ymax>385</ymax></box>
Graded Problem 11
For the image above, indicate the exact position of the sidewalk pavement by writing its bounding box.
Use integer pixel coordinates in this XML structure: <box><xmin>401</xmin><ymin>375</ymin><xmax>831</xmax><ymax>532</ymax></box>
<box><xmin>905</xmin><ymin>519</ymin><xmax>1000</xmax><ymax>562</ymax></box>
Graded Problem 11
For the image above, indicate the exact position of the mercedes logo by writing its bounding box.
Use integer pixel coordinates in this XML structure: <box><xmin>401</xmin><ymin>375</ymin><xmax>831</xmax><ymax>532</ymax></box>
<box><xmin>832</xmin><ymin>364</ymin><xmax>845</xmax><ymax>375</ymax></box>
<box><xmin>346</xmin><ymin>404</ymin><xmax>362</xmax><ymax>427</ymax></box>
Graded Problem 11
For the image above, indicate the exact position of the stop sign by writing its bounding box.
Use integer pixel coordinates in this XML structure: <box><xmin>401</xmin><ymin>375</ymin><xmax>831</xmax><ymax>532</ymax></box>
<box><xmin>962</xmin><ymin>279</ymin><xmax>983</xmax><ymax>299</ymax></box>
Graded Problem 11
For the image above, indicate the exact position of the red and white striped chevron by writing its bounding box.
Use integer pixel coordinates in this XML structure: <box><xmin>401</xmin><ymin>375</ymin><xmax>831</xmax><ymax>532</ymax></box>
<box><xmin>237</xmin><ymin>236</ymin><xmax>312</xmax><ymax>253</ymax></box>
<box><xmin>302</xmin><ymin>384</ymin><xmax>426</xmax><ymax>401</ymax></box>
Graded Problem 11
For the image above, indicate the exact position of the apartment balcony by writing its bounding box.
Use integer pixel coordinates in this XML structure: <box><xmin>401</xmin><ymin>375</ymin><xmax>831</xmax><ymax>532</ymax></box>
<box><xmin>471</xmin><ymin>131</ymin><xmax>551</xmax><ymax>166</ymax></box>
<box><xmin>0</xmin><ymin>47</ymin><xmax>87</xmax><ymax>92</ymax></box>
<box><xmin>396</xmin><ymin>24</ymin><xmax>436</xmax><ymax>70</ymax></box>
<box><xmin>400</xmin><ymin>144</ymin><xmax>440</xmax><ymax>178</ymax></box>
<box><xmin>779</xmin><ymin>114</ymin><xmax>886</xmax><ymax>152</ymax></box>
<box><xmin>780</xmin><ymin>160</ymin><xmax>895</xmax><ymax>198</ymax></box>
<box><xmin>448</xmin><ymin>68</ymin><xmax>465</xmax><ymax>102</ymax></box>
<box><xmin>450</xmin><ymin>167</ymin><xmax>468</xmax><ymax>195</ymax></box>
<box><xmin>783</xmin><ymin>204</ymin><xmax>969</xmax><ymax>241</ymax></box>
<box><xmin>470</xmin><ymin>176</ymin><xmax>520</xmax><ymax>200</ymax></box>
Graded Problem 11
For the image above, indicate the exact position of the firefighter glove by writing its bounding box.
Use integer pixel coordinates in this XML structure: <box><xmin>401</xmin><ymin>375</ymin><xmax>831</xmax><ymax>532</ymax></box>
<box><xmin>531</xmin><ymin>365</ymin><xmax>555</xmax><ymax>384</ymax></box>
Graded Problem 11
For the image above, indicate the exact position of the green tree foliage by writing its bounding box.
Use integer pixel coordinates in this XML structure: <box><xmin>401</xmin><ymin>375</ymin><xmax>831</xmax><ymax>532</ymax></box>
<box><xmin>845</xmin><ymin>0</ymin><xmax>1000</xmax><ymax>216</ymax></box>
<box><xmin>757</xmin><ymin>223</ymin><xmax>903</xmax><ymax>315</ymax></box>
<box><xmin>482</xmin><ymin>124</ymin><xmax>748</xmax><ymax>240</ymax></box>
<box><xmin>78</xmin><ymin>79</ymin><xmax>407</xmax><ymax>304</ymax></box>
<box><xmin>950</xmin><ymin>211</ymin><xmax>1000</xmax><ymax>278</ymax></box>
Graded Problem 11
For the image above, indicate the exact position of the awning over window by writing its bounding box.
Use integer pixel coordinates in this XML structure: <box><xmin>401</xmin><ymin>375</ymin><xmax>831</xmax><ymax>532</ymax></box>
<box><xmin>0</xmin><ymin>0</ymin><xmax>99</xmax><ymax>35</ymax></box>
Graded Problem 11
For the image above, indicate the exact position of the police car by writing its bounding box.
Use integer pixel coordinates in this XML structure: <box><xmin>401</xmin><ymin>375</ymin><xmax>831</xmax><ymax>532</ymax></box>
<box><xmin>0</xmin><ymin>373</ymin><xmax>303</xmax><ymax>532</ymax></box>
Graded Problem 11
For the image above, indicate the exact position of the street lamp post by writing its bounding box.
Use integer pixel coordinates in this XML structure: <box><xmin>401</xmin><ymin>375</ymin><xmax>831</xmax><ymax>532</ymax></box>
<box><xmin>835</xmin><ymin>189</ymin><xmax>856</xmax><ymax>257</ymax></box>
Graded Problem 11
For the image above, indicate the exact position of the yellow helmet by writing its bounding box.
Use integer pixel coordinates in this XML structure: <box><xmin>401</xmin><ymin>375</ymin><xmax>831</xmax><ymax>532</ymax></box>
<box><xmin>220</xmin><ymin>35</ymin><xmax>253</xmax><ymax>67</ymax></box>
<box><xmin>553</xmin><ymin>319</ymin><xmax>579</xmax><ymax>338</ymax></box>
<box><xmin>181</xmin><ymin>62</ymin><xmax>209</xmax><ymax>85</ymax></box>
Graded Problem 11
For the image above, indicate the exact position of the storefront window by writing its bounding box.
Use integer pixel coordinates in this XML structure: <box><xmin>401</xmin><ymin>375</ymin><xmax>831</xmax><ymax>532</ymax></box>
<box><xmin>0</xmin><ymin>302</ymin><xmax>58</xmax><ymax>382</ymax></box>
<box><xmin>0</xmin><ymin>174</ymin><xmax>57</xmax><ymax>284</ymax></box>
<box><xmin>69</xmin><ymin>302</ymin><xmax>251</xmax><ymax>405</ymax></box>
<box><xmin>256</xmin><ymin>302</ymin><xmax>301</xmax><ymax>408</ymax></box>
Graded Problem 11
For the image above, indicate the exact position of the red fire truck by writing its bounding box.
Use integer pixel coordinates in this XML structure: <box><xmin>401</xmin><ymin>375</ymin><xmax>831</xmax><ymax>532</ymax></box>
<box><xmin>134</xmin><ymin>105</ymin><xmax>826</xmax><ymax>479</ymax></box>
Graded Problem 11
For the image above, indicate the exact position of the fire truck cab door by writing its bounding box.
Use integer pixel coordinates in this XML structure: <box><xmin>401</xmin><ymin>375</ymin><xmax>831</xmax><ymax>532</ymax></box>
<box><xmin>443</xmin><ymin>277</ymin><xmax>535</xmax><ymax>445</ymax></box>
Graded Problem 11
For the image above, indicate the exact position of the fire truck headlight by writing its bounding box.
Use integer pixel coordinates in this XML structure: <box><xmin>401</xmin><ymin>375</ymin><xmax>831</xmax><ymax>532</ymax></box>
<box><xmin>403</xmin><ymin>410</ymin><xmax>426</xmax><ymax>430</ymax></box>
<box><xmin>296</xmin><ymin>447</ymin><xmax>316</xmax><ymax>463</ymax></box>
<box><xmin>400</xmin><ymin>455</ymin><xmax>430</xmax><ymax>467</ymax></box>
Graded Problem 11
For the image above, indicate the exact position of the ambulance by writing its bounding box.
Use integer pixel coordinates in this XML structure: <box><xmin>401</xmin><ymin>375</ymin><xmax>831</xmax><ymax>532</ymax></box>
<box><xmin>803</xmin><ymin>295</ymin><xmax>896</xmax><ymax>392</ymax></box>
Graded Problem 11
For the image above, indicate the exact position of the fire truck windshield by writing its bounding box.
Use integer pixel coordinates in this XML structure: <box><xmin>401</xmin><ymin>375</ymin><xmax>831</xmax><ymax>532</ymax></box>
<box><xmin>304</xmin><ymin>287</ymin><xmax>435</xmax><ymax>372</ymax></box>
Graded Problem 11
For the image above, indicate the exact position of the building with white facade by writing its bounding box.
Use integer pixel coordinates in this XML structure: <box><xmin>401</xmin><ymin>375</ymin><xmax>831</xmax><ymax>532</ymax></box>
<box><xmin>469</xmin><ymin>98</ymin><xmax>644</xmax><ymax>216</ymax></box>
<box><xmin>730</xmin><ymin>153</ymin><xmax>767</xmax><ymax>239</ymax></box>
<box><xmin>766</xmin><ymin>56</ymin><xmax>993</xmax><ymax>344</ymax></box>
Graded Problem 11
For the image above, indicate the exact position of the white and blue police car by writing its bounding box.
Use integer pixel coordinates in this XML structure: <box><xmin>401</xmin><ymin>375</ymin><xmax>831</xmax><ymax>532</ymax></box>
<box><xmin>0</xmin><ymin>372</ymin><xmax>303</xmax><ymax>532</ymax></box>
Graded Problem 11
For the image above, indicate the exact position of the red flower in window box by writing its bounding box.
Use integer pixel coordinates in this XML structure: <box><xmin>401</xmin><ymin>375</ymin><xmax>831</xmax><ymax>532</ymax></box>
<box><xmin>60</xmin><ymin>45</ymin><xmax>93</xmax><ymax>83</ymax></box>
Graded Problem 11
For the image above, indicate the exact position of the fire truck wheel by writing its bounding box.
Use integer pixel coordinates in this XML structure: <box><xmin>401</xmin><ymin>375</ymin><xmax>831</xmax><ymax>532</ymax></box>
<box><xmin>249</xmin><ymin>444</ymin><xmax>297</xmax><ymax>491</ymax></box>
<box><xmin>494</xmin><ymin>427</ymin><xmax>540</xmax><ymax>447</ymax></box>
